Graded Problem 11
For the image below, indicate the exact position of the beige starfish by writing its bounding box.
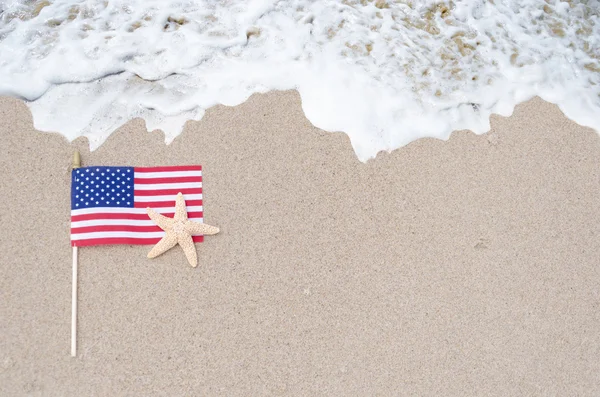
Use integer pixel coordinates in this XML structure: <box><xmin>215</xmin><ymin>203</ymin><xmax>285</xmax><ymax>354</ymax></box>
<box><xmin>146</xmin><ymin>192</ymin><xmax>219</xmax><ymax>267</ymax></box>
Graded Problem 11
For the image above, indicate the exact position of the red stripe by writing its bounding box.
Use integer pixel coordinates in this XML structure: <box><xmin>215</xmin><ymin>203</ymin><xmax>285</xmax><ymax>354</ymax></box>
<box><xmin>134</xmin><ymin>200</ymin><xmax>203</xmax><ymax>208</ymax></box>
<box><xmin>71</xmin><ymin>212</ymin><xmax>203</xmax><ymax>222</ymax></box>
<box><xmin>71</xmin><ymin>223</ymin><xmax>205</xmax><ymax>234</ymax></box>
<box><xmin>134</xmin><ymin>165</ymin><xmax>201</xmax><ymax>172</ymax></box>
<box><xmin>72</xmin><ymin>235</ymin><xmax>204</xmax><ymax>247</ymax></box>
<box><xmin>134</xmin><ymin>176</ymin><xmax>202</xmax><ymax>184</ymax></box>
<box><xmin>72</xmin><ymin>225</ymin><xmax>165</xmax><ymax>234</ymax></box>
<box><xmin>134</xmin><ymin>188</ymin><xmax>202</xmax><ymax>196</ymax></box>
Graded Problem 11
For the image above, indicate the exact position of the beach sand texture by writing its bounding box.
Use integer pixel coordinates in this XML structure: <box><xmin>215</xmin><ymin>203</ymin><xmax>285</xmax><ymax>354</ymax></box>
<box><xmin>1</xmin><ymin>92</ymin><xmax>599</xmax><ymax>395</ymax></box>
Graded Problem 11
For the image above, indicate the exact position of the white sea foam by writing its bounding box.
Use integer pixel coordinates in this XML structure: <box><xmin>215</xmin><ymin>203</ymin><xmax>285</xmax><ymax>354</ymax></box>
<box><xmin>0</xmin><ymin>0</ymin><xmax>598</xmax><ymax>161</ymax></box>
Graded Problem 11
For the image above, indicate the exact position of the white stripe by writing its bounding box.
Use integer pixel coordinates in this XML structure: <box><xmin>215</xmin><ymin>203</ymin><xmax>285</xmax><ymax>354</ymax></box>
<box><xmin>71</xmin><ymin>206</ymin><xmax>203</xmax><ymax>216</ymax></box>
<box><xmin>134</xmin><ymin>194</ymin><xmax>203</xmax><ymax>202</ymax></box>
<box><xmin>134</xmin><ymin>171</ymin><xmax>202</xmax><ymax>178</ymax></box>
<box><xmin>71</xmin><ymin>231</ymin><xmax>167</xmax><ymax>240</ymax></box>
<box><xmin>134</xmin><ymin>182</ymin><xmax>201</xmax><ymax>190</ymax></box>
<box><xmin>71</xmin><ymin>217</ymin><xmax>203</xmax><ymax>228</ymax></box>
<box><xmin>71</xmin><ymin>227</ymin><xmax>206</xmax><ymax>240</ymax></box>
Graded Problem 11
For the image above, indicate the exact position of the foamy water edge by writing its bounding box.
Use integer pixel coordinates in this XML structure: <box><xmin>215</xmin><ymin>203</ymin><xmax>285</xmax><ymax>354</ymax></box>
<box><xmin>1</xmin><ymin>0</ymin><xmax>598</xmax><ymax>161</ymax></box>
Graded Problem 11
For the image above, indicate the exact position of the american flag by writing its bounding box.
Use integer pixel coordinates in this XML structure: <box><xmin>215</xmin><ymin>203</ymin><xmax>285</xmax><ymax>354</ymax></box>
<box><xmin>71</xmin><ymin>165</ymin><xmax>203</xmax><ymax>247</ymax></box>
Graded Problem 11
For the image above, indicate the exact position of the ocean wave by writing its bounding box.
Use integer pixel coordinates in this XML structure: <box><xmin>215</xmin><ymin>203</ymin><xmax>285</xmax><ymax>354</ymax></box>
<box><xmin>0</xmin><ymin>0</ymin><xmax>598</xmax><ymax>160</ymax></box>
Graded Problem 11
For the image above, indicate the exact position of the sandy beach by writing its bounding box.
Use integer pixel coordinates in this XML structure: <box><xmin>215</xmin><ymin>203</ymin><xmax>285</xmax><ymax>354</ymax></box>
<box><xmin>1</xmin><ymin>91</ymin><xmax>599</xmax><ymax>395</ymax></box>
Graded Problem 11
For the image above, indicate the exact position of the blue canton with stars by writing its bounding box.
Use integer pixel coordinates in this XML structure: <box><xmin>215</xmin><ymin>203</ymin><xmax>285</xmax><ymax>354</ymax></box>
<box><xmin>71</xmin><ymin>167</ymin><xmax>134</xmax><ymax>209</ymax></box>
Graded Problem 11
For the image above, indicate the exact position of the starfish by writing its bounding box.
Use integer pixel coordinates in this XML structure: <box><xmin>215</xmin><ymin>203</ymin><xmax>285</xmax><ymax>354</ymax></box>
<box><xmin>146</xmin><ymin>192</ymin><xmax>219</xmax><ymax>267</ymax></box>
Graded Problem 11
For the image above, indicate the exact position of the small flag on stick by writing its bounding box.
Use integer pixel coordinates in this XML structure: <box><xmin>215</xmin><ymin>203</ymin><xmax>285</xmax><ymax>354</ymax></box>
<box><xmin>69</xmin><ymin>153</ymin><xmax>211</xmax><ymax>357</ymax></box>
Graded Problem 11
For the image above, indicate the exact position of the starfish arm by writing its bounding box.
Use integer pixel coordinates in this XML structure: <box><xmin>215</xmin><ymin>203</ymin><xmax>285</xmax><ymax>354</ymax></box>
<box><xmin>185</xmin><ymin>220</ymin><xmax>220</xmax><ymax>236</ymax></box>
<box><xmin>147</xmin><ymin>232</ymin><xmax>178</xmax><ymax>258</ymax></box>
<box><xmin>177</xmin><ymin>233</ymin><xmax>198</xmax><ymax>267</ymax></box>
<box><xmin>174</xmin><ymin>192</ymin><xmax>188</xmax><ymax>223</ymax></box>
<box><xmin>147</xmin><ymin>208</ymin><xmax>175</xmax><ymax>230</ymax></box>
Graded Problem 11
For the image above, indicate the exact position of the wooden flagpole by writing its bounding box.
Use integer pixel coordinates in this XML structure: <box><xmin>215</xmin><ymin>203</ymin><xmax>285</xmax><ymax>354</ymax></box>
<box><xmin>71</xmin><ymin>151</ymin><xmax>81</xmax><ymax>357</ymax></box>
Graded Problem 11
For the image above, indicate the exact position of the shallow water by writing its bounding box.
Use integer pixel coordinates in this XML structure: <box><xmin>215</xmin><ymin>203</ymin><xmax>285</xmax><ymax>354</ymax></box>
<box><xmin>0</xmin><ymin>0</ymin><xmax>598</xmax><ymax>160</ymax></box>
